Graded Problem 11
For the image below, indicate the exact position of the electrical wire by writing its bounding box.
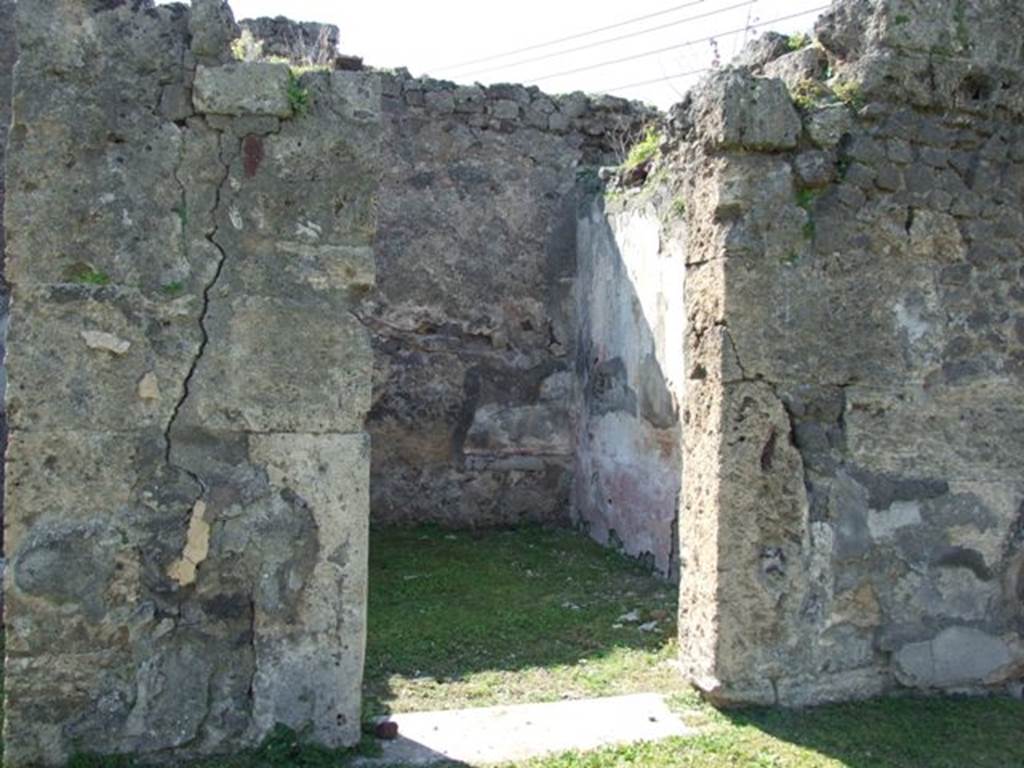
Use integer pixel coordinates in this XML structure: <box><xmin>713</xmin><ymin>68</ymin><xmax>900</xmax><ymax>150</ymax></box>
<box><xmin>529</xmin><ymin>5</ymin><xmax>828</xmax><ymax>84</ymax></box>
<box><xmin>431</xmin><ymin>0</ymin><xmax>707</xmax><ymax>73</ymax></box>
<box><xmin>606</xmin><ymin>66</ymin><xmax>711</xmax><ymax>93</ymax></box>
<box><xmin>459</xmin><ymin>0</ymin><xmax>757</xmax><ymax>80</ymax></box>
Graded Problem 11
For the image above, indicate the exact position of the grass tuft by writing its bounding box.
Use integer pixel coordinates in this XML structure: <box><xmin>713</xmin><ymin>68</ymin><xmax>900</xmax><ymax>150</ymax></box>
<box><xmin>624</xmin><ymin>127</ymin><xmax>661</xmax><ymax>170</ymax></box>
<box><xmin>68</xmin><ymin>265</ymin><xmax>111</xmax><ymax>286</ymax></box>
<box><xmin>786</xmin><ymin>32</ymin><xmax>812</xmax><ymax>51</ymax></box>
<box><xmin>161</xmin><ymin>281</ymin><xmax>185</xmax><ymax>297</ymax></box>
<box><xmin>288</xmin><ymin>71</ymin><xmax>311</xmax><ymax>117</ymax></box>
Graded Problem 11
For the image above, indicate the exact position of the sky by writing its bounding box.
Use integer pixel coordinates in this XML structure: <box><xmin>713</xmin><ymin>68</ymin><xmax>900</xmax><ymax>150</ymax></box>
<box><xmin>213</xmin><ymin>0</ymin><xmax>831</xmax><ymax>109</ymax></box>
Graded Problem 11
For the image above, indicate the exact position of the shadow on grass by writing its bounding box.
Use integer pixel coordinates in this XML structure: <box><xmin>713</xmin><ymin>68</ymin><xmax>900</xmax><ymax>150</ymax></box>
<box><xmin>724</xmin><ymin>694</ymin><xmax>1024</xmax><ymax>768</ymax></box>
<box><xmin>363</xmin><ymin>525</ymin><xmax>679</xmax><ymax>719</ymax></box>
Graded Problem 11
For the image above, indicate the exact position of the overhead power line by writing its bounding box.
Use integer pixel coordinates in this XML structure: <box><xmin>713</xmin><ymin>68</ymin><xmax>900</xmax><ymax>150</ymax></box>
<box><xmin>530</xmin><ymin>5</ymin><xmax>829</xmax><ymax>84</ymax></box>
<box><xmin>460</xmin><ymin>0</ymin><xmax>756</xmax><ymax>80</ymax></box>
<box><xmin>607</xmin><ymin>66</ymin><xmax>711</xmax><ymax>93</ymax></box>
<box><xmin>432</xmin><ymin>0</ymin><xmax>707</xmax><ymax>73</ymax></box>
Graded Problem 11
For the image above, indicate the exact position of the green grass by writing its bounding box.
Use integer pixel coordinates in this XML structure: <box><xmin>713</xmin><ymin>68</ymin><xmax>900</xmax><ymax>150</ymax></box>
<box><xmin>161</xmin><ymin>281</ymin><xmax>184</xmax><ymax>296</ymax></box>
<box><xmin>68</xmin><ymin>726</ymin><xmax>381</xmax><ymax>768</ymax></box>
<box><xmin>831</xmin><ymin>80</ymin><xmax>864</xmax><ymax>110</ymax></box>
<box><xmin>364</xmin><ymin>526</ymin><xmax>681</xmax><ymax>718</ymax></box>
<box><xmin>288</xmin><ymin>71</ymin><xmax>311</xmax><ymax>116</ymax></box>
<box><xmin>508</xmin><ymin>694</ymin><xmax>1024</xmax><ymax>767</ymax></box>
<box><xmin>789</xmin><ymin>79</ymin><xmax>832</xmax><ymax>110</ymax></box>
<box><xmin>68</xmin><ymin>265</ymin><xmax>111</xmax><ymax>286</ymax></box>
<box><xmin>624</xmin><ymin>127</ymin><xmax>661</xmax><ymax>170</ymax></box>
<box><xmin>786</xmin><ymin>32</ymin><xmax>811</xmax><ymax>51</ymax></box>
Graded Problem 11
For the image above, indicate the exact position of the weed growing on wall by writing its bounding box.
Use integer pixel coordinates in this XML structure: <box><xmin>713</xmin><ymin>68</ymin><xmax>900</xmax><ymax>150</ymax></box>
<box><xmin>787</xmin><ymin>32</ymin><xmax>812</xmax><ymax>51</ymax></box>
<box><xmin>624</xmin><ymin>127</ymin><xmax>661</xmax><ymax>170</ymax></box>
<box><xmin>832</xmin><ymin>80</ymin><xmax>864</xmax><ymax>109</ymax></box>
<box><xmin>287</xmin><ymin>71</ymin><xmax>310</xmax><ymax>116</ymax></box>
<box><xmin>68</xmin><ymin>264</ymin><xmax>111</xmax><ymax>286</ymax></box>
<box><xmin>161</xmin><ymin>281</ymin><xmax>184</xmax><ymax>297</ymax></box>
<box><xmin>790</xmin><ymin>78</ymin><xmax>832</xmax><ymax>110</ymax></box>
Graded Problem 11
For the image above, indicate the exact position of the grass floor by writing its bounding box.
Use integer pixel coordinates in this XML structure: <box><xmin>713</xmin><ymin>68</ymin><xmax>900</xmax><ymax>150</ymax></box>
<box><xmin>57</xmin><ymin>525</ymin><xmax>1024</xmax><ymax>766</ymax></box>
<box><xmin>363</xmin><ymin>526</ymin><xmax>683</xmax><ymax>718</ymax></box>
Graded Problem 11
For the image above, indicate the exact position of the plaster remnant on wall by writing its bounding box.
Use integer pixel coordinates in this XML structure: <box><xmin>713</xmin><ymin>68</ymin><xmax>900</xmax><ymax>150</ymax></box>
<box><xmin>138</xmin><ymin>371</ymin><xmax>161</xmax><ymax>401</ymax></box>
<box><xmin>867</xmin><ymin>500</ymin><xmax>921</xmax><ymax>540</ymax></box>
<box><xmin>167</xmin><ymin>500</ymin><xmax>210</xmax><ymax>586</ymax></box>
<box><xmin>80</xmin><ymin>330</ymin><xmax>131</xmax><ymax>355</ymax></box>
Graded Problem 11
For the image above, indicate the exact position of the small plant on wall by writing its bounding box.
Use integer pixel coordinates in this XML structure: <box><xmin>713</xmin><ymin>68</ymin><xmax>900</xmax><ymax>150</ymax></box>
<box><xmin>288</xmin><ymin>71</ymin><xmax>310</xmax><ymax>116</ymax></box>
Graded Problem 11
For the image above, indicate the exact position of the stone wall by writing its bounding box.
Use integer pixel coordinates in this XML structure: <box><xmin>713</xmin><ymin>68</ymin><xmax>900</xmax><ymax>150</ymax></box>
<box><xmin>0</xmin><ymin>0</ymin><xmax>15</xmax><ymax>554</ymax></box>
<box><xmin>3</xmin><ymin>0</ymin><xmax>1024</xmax><ymax>762</ymax></box>
<box><xmin>366</xmin><ymin>74</ymin><xmax>652</xmax><ymax>527</ymax></box>
<box><xmin>2</xmin><ymin>1</ymin><xmax>376</xmax><ymax>764</ymax></box>
<box><xmin>237</xmin><ymin>16</ymin><xmax>340</xmax><ymax>66</ymax></box>
<box><xmin>573</xmin><ymin>170</ymin><xmax>686</xmax><ymax>577</ymax></box>
<box><xmin>672</xmin><ymin>0</ymin><xmax>1024</xmax><ymax>704</ymax></box>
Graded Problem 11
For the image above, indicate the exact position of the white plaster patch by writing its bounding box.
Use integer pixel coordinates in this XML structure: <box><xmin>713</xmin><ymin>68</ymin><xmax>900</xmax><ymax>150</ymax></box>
<box><xmin>252</xmin><ymin>205</ymin><xmax>267</xmax><ymax>231</ymax></box>
<box><xmin>81</xmin><ymin>330</ymin><xmax>131</xmax><ymax>355</ymax></box>
<box><xmin>295</xmin><ymin>220</ymin><xmax>322</xmax><ymax>240</ymax></box>
<box><xmin>893</xmin><ymin>300</ymin><xmax>928</xmax><ymax>343</ymax></box>
<box><xmin>867</xmin><ymin>500</ymin><xmax>921</xmax><ymax>539</ymax></box>
<box><xmin>229</xmin><ymin>206</ymin><xmax>244</xmax><ymax>230</ymax></box>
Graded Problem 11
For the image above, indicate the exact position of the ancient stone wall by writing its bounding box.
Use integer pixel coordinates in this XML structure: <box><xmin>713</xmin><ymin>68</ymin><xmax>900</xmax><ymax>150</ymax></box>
<box><xmin>236</xmin><ymin>16</ymin><xmax>340</xmax><ymax>66</ymax></box>
<box><xmin>0</xmin><ymin>0</ymin><xmax>15</xmax><ymax>552</ymax></box>
<box><xmin>3</xmin><ymin>0</ymin><xmax>1024</xmax><ymax>762</ymax></box>
<box><xmin>672</xmin><ymin>0</ymin><xmax>1024</xmax><ymax>704</ymax></box>
<box><xmin>573</xmin><ymin>171</ymin><xmax>686</xmax><ymax>577</ymax></box>
<box><xmin>2</xmin><ymin>1</ymin><xmax>376</xmax><ymax>764</ymax></box>
<box><xmin>366</xmin><ymin>74</ymin><xmax>652</xmax><ymax>527</ymax></box>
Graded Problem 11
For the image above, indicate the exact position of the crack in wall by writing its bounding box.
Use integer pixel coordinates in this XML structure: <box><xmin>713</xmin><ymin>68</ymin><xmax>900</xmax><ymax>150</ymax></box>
<box><xmin>161</xmin><ymin>122</ymin><xmax>242</xmax><ymax>751</ymax></box>
<box><xmin>163</xmin><ymin>124</ymin><xmax>235</xmax><ymax>498</ymax></box>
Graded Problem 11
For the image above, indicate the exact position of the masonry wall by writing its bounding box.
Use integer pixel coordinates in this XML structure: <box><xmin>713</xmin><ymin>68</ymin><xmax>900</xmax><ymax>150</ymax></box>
<box><xmin>573</xmin><ymin>175</ymin><xmax>686</xmax><ymax>577</ymax></box>
<box><xmin>3</xmin><ymin>1</ymin><xmax>1023</xmax><ymax>762</ymax></box>
<box><xmin>2</xmin><ymin>2</ymin><xmax>376</xmax><ymax>764</ymax></box>
<box><xmin>0</xmin><ymin>0</ymin><xmax>15</xmax><ymax>552</ymax></box>
<box><xmin>367</xmin><ymin>75</ymin><xmax>651</xmax><ymax>527</ymax></box>
<box><xmin>675</xmin><ymin>0</ymin><xmax>1024</xmax><ymax>704</ymax></box>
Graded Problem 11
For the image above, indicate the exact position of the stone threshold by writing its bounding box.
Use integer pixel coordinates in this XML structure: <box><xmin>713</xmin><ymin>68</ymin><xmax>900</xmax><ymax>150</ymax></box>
<box><xmin>356</xmin><ymin>692</ymin><xmax>691</xmax><ymax>766</ymax></box>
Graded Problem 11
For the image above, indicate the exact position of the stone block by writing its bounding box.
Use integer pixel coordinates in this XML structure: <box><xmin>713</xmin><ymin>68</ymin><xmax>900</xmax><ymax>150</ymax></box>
<box><xmin>174</xmin><ymin>295</ymin><xmax>373</xmax><ymax>434</ymax></box>
<box><xmin>328</xmin><ymin>71</ymin><xmax>382</xmax><ymax>122</ymax></box>
<box><xmin>690</xmin><ymin>69</ymin><xmax>801</xmax><ymax>151</ymax></box>
<box><xmin>465</xmin><ymin>403</ymin><xmax>572</xmax><ymax>456</ymax></box>
<box><xmin>189</xmin><ymin>0</ymin><xmax>239</xmax><ymax>64</ymax></box>
<box><xmin>895</xmin><ymin>627</ymin><xmax>1020</xmax><ymax>688</ymax></box>
<box><xmin>248</xmin><ymin>432</ymin><xmax>369</xmax><ymax>747</ymax></box>
<box><xmin>763</xmin><ymin>46</ymin><xmax>829</xmax><ymax>91</ymax></box>
<box><xmin>489</xmin><ymin>99</ymin><xmax>521</xmax><ymax>120</ymax></box>
<box><xmin>193</xmin><ymin>62</ymin><xmax>293</xmax><ymax>117</ymax></box>
<box><xmin>805</xmin><ymin>103</ymin><xmax>853</xmax><ymax>148</ymax></box>
<box><xmin>2</xmin><ymin>428</ymin><xmax>169</xmax><ymax>551</ymax></box>
<box><xmin>5</xmin><ymin>287</ymin><xmax>201</xmax><ymax>433</ymax></box>
<box><xmin>219</xmin><ymin>238</ymin><xmax>375</xmax><ymax>298</ymax></box>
